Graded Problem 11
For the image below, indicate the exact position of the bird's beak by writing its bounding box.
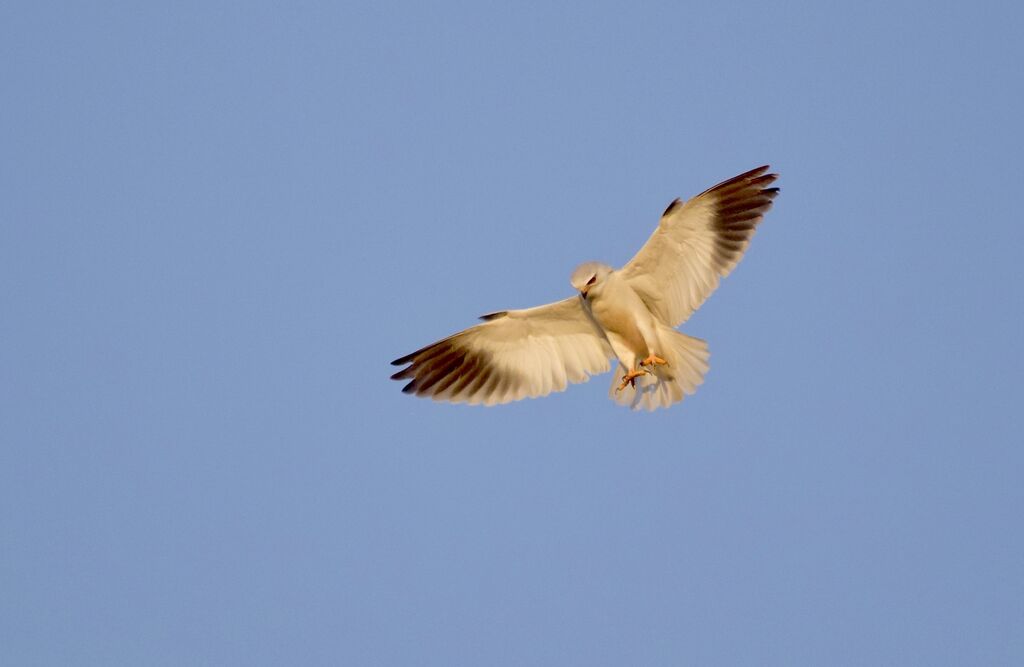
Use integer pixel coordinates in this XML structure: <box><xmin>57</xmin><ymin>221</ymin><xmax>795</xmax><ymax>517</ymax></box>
<box><xmin>580</xmin><ymin>288</ymin><xmax>588</xmax><ymax>299</ymax></box>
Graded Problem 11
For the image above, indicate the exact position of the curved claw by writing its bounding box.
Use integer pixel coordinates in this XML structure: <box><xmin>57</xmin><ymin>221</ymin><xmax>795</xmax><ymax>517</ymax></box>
<box><xmin>641</xmin><ymin>354</ymin><xmax>668</xmax><ymax>367</ymax></box>
<box><xmin>616</xmin><ymin>368</ymin><xmax>650</xmax><ymax>392</ymax></box>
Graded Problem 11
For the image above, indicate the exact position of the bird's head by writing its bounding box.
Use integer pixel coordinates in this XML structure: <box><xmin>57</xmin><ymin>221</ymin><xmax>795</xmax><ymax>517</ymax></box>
<box><xmin>570</xmin><ymin>262</ymin><xmax>613</xmax><ymax>298</ymax></box>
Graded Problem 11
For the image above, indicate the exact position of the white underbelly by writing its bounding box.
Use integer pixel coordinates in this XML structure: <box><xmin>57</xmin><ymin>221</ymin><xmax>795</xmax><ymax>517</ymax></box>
<box><xmin>588</xmin><ymin>300</ymin><xmax>648</xmax><ymax>365</ymax></box>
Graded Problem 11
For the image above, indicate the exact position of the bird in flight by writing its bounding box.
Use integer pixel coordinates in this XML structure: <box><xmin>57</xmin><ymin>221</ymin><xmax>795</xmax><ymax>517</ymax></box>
<box><xmin>391</xmin><ymin>165</ymin><xmax>779</xmax><ymax>410</ymax></box>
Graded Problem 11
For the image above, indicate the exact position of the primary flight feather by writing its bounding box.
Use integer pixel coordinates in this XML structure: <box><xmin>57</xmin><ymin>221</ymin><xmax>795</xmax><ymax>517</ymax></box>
<box><xmin>391</xmin><ymin>165</ymin><xmax>779</xmax><ymax>410</ymax></box>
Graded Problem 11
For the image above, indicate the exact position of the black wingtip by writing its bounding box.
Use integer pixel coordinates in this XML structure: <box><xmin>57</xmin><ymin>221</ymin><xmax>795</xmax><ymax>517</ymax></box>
<box><xmin>391</xmin><ymin>353</ymin><xmax>414</xmax><ymax>366</ymax></box>
<box><xmin>733</xmin><ymin>165</ymin><xmax>771</xmax><ymax>182</ymax></box>
<box><xmin>661</xmin><ymin>198</ymin><xmax>682</xmax><ymax>217</ymax></box>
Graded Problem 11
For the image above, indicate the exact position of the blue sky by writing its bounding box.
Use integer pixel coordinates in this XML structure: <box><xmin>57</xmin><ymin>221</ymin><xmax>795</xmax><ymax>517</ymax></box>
<box><xmin>3</xmin><ymin>1</ymin><xmax>1022</xmax><ymax>664</ymax></box>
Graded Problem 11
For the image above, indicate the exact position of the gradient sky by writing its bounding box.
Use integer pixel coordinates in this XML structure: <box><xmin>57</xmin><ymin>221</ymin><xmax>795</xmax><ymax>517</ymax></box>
<box><xmin>3</xmin><ymin>1</ymin><xmax>1023</xmax><ymax>665</ymax></box>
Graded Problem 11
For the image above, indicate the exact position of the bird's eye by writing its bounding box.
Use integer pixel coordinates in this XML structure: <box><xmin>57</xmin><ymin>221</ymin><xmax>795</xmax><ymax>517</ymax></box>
<box><xmin>586</xmin><ymin>275</ymin><xmax>597</xmax><ymax>286</ymax></box>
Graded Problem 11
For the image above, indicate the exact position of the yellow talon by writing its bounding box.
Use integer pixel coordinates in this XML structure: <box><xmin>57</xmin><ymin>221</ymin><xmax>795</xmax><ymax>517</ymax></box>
<box><xmin>641</xmin><ymin>353</ymin><xmax>668</xmax><ymax>367</ymax></box>
<box><xmin>616</xmin><ymin>368</ymin><xmax>650</xmax><ymax>392</ymax></box>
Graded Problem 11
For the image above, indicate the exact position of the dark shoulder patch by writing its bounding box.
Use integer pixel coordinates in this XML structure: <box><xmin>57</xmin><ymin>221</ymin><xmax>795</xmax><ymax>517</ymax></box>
<box><xmin>478</xmin><ymin>311</ymin><xmax>508</xmax><ymax>321</ymax></box>
<box><xmin>661</xmin><ymin>198</ymin><xmax>682</xmax><ymax>218</ymax></box>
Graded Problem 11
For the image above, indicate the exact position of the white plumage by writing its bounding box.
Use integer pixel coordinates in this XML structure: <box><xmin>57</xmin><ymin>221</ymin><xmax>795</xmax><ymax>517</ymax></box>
<box><xmin>391</xmin><ymin>166</ymin><xmax>779</xmax><ymax>410</ymax></box>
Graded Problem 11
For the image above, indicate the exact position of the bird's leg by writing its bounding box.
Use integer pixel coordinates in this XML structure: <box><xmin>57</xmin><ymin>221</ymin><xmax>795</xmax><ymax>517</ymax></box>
<box><xmin>616</xmin><ymin>367</ymin><xmax>650</xmax><ymax>392</ymax></box>
<box><xmin>641</xmin><ymin>353</ymin><xmax>668</xmax><ymax>367</ymax></box>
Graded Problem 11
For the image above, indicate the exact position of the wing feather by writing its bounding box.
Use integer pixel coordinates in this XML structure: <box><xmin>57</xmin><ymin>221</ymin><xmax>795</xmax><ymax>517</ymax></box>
<box><xmin>391</xmin><ymin>296</ymin><xmax>614</xmax><ymax>406</ymax></box>
<box><xmin>620</xmin><ymin>165</ymin><xmax>779</xmax><ymax>327</ymax></box>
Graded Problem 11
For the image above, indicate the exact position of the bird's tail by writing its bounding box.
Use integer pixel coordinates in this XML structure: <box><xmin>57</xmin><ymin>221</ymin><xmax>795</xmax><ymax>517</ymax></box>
<box><xmin>609</xmin><ymin>328</ymin><xmax>710</xmax><ymax>411</ymax></box>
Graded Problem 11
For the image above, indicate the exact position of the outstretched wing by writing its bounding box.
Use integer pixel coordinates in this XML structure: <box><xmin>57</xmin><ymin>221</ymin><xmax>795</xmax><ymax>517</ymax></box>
<box><xmin>620</xmin><ymin>165</ymin><xmax>779</xmax><ymax>327</ymax></box>
<box><xmin>391</xmin><ymin>297</ymin><xmax>614</xmax><ymax>406</ymax></box>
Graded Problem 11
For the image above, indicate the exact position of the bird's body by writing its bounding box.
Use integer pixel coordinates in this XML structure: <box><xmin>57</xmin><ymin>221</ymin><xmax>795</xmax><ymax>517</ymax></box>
<box><xmin>582</xmin><ymin>268</ymin><xmax>656</xmax><ymax>367</ymax></box>
<box><xmin>391</xmin><ymin>166</ymin><xmax>779</xmax><ymax>410</ymax></box>
<box><xmin>577</xmin><ymin>267</ymin><xmax>711</xmax><ymax>409</ymax></box>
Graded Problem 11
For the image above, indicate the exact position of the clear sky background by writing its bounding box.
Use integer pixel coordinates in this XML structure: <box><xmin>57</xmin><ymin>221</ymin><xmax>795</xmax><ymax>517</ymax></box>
<box><xmin>3</xmin><ymin>2</ymin><xmax>1023</xmax><ymax>665</ymax></box>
